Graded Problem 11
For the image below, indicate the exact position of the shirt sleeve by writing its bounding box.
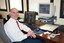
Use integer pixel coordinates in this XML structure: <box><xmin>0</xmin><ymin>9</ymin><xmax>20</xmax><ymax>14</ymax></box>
<box><xmin>19</xmin><ymin>23</ymin><xmax>31</xmax><ymax>32</ymax></box>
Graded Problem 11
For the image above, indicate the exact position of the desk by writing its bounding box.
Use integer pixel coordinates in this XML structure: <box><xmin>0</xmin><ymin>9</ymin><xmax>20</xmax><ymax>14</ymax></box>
<box><xmin>36</xmin><ymin>32</ymin><xmax>64</xmax><ymax>43</ymax></box>
<box><xmin>22</xmin><ymin>21</ymin><xmax>64</xmax><ymax>43</ymax></box>
<box><xmin>35</xmin><ymin>21</ymin><xmax>64</xmax><ymax>43</ymax></box>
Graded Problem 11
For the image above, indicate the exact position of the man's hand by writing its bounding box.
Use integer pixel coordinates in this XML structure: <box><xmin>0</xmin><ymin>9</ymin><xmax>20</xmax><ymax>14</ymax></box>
<box><xmin>27</xmin><ymin>30</ymin><xmax>36</xmax><ymax>38</ymax></box>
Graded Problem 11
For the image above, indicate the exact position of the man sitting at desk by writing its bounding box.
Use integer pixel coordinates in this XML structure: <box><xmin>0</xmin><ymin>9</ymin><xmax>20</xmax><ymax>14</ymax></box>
<box><xmin>4</xmin><ymin>8</ymin><xmax>45</xmax><ymax>43</ymax></box>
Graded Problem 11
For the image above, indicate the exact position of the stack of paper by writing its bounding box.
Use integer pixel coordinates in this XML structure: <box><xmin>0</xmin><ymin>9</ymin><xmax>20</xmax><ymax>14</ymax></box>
<box><xmin>39</xmin><ymin>24</ymin><xmax>59</xmax><ymax>32</ymax></box>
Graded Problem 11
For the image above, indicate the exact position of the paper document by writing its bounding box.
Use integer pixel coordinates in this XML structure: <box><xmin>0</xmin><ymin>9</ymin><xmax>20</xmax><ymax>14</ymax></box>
<box><xmin>39</xmin><ymin>24</ymin><xmax>59</xmax><ymax>32</ymax></box>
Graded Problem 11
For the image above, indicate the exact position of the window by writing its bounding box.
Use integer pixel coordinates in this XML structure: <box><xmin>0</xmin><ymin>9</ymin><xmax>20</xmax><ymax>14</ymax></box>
<box><xmin>60</xmin><ymin>0</ymin><xmax>64</xmax><ymax>18</ymax></box>
<box><xmin>0</xmin><ymin>0</ymin><xmax>7</xmax><ymax>11</ymax></box>
<box><xmin>8</xmin><ymin>0</ymin><xmax>23</xmax><ymax>13</ymax></box>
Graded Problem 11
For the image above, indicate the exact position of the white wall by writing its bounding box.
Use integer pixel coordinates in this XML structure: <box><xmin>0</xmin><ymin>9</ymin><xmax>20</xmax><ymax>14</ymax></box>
<box><xmin>0</xmin><ymin>0</ymin><xmax>64</xmax><ymax>25</ymax></box>
<box><xmin>29</xmin><ymin>0</ymin><xmax>50</xmax><ymax>12</ymax></box>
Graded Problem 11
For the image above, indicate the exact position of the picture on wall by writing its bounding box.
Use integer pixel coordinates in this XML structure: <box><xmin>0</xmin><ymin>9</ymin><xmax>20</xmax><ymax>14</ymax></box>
<box><xmin>0</xmin><ymin>0</ymin><xmax>7</xmax><ymax>11</ymax></box>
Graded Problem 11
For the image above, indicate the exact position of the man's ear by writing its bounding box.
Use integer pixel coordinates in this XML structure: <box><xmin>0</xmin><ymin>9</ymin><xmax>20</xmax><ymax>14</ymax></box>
<box><xmin>9</xmin><ymin>12</ymin><xmax>11</xmax><ymax>17</ymax></box>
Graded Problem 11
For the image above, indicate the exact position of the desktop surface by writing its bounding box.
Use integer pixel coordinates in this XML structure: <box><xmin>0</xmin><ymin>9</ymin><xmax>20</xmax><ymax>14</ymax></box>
<box><xmin>23</xmin><ymin>21</ymin><xmax>64</xmax><ymax>43</ymax></box>
<box><xmin>34</xmin><ymin>21</ymin><xmax>64</xmax><ymax>43</ymax></box>
<box><xmin>36</xmin><ymin>31</ymin><xmax>64</xmax><ymax>43</ymax></box>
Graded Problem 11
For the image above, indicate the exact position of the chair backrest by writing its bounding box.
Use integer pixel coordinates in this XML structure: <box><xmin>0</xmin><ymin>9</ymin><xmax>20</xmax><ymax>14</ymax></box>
<box><xmin>0</xmin><ymin>15</ymin><xmax>2</xmax><ymax>19</ymax></box>
<box><xmin>0</xmin><ymin>19</ymin><xmax>12</xmax><ymax>43</ymax></box>
<box><xmin>24</xmin><ymin>11</ymin><xmax>38</xmax><ymax>25</ymax></box>
<box><xmin>7</xmin><ymin>15</ymin><xmax>10</xmax><ymax>20</ymax></box>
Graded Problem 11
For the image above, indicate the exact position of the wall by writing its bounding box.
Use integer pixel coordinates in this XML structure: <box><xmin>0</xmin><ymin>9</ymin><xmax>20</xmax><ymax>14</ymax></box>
<box><xmin>0</xmin><ymin>0</ymin><xmax>64</xmax><ymax>25</ymax></box>
<box><xmin>29</xmin><ymin>0</ymin><xmax>50</xmax><ymax>12</ymax></box>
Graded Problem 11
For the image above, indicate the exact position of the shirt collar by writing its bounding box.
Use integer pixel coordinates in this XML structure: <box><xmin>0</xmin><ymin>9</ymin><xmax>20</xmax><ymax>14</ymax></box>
<box><xmin>10</xmin><ymin>18</ymin><xmax>18</xmax><ymax>22</ymax></box>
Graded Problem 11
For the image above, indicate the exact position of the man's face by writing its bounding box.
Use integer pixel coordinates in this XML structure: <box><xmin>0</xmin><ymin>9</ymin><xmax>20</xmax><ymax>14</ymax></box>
<box><xmin>10</xmin><ymin>8</ymin><xmax>19</xmax><ymax>20</ymax></box>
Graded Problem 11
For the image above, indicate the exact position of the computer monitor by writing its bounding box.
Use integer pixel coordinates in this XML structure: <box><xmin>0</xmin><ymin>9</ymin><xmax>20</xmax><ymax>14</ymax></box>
<box><xmin>38</xmin><ymin>3</ymin><xmax>55</xmax><ymax>18</ymax></box>
<box><xmin>24</xmin><ymin>11</ymin><xmax>38</xmax><ymax>25</ymax></box>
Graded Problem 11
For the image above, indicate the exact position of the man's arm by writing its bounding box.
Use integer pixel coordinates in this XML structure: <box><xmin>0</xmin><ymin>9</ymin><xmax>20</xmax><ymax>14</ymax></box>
<box><xmin>19</xmin><ymin>23</ymin><xmax>31</xmax><ymax>32</ymax></box>
<box><xmin>27</xmin><ymin>30</ymin><xmax>36</xmax><ymax>38</ymax></box>
<box><xmin>19</xmin><ymin>23</ymin><xmax>36</xmax><ymax>38</ymax></box>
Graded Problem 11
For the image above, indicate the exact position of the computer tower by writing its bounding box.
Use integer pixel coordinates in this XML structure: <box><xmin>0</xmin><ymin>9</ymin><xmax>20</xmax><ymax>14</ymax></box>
<box><xmin>24</xmin><ymin>11</ymin><xmax>38</xmax><ymax>25</ymax></box>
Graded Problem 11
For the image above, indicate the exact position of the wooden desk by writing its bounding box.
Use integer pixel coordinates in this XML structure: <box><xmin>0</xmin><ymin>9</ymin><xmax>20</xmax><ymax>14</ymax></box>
<box><xmin>35</xmin><ymin>21</ymin><xmax>47</xmax><ymax>28</ymax></box>
<box><xmin>22</xmin><ymin>21</ymin><xmax>64</xmax><ymax>43</ymax></box>
<box><xmin>35</xmin><ymin>21</ymin><xmax>64</xmax><ymax>43</ymax></box>
<box><xmin>36</xmin><ymin>32</ymin><xmax>64</xmax><ymax>43</ymax></box>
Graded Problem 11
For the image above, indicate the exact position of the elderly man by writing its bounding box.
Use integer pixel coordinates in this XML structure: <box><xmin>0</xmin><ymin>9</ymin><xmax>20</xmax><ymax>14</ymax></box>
<box><xmin>4</xmin><ymin>8</ymin><xmax>45</xmax><ymax>43</ymax></box>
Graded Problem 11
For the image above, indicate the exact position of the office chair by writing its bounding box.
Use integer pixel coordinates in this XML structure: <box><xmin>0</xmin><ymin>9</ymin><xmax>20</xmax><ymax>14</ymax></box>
<box><xmin>7</xmin><ymin>15</ymin><xmax>10</xmax><ymax>20</ymax></box>
<box><xmin>24</xmin><ymin>11</ymin><xmax>38</xmax><ymax>30</ymax></box>
<box><xmin>0</xmin><ymin>15</ymin><xmax>2</xmax><ymax>19</ymax></box>
<box><xmin>0</xmin><ymin>19</ymin><xmax>12</xmax><ymax>43</ymax></box>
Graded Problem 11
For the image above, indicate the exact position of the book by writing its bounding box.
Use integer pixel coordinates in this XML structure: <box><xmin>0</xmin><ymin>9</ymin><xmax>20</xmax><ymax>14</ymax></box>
<box><xmin>39</xmin><ymin>24</ymin><xmax>59</xmax><ymax>32</ymax></box>
<box><xmin>33</xmin><ymin>29</ymin><xmax>44</xmax><ymax>34</ymax></box>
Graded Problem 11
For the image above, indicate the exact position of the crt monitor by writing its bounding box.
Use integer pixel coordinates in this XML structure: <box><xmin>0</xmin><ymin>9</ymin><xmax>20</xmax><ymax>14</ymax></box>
<box><xmin>24</xmin><ymin>11</ymin><xmax>38</xmax><ymax>25</ymax></box>
<box><xmin>38</xmin><ymin>3</ymin><xmax>55</xmax><ymax>18</ymax></box>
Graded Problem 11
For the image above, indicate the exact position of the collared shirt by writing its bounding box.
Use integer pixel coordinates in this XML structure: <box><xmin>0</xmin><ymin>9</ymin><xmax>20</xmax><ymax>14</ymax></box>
<box><xmin>4</xmin><ymin>18</ymin><xmax>30</xmax><ymax>42</ymax></box>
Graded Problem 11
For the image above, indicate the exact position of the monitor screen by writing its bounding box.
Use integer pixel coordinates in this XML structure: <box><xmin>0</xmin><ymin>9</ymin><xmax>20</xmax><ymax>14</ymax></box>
<box><xmin>39</xmin><ymin>3</ymin><xmax>54</xmax><ymax>18</ymax></box>
<box><xmin>39</xmin><ymin>4</ymin><xmax>50</xmax><ymax>14</ymax></box>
